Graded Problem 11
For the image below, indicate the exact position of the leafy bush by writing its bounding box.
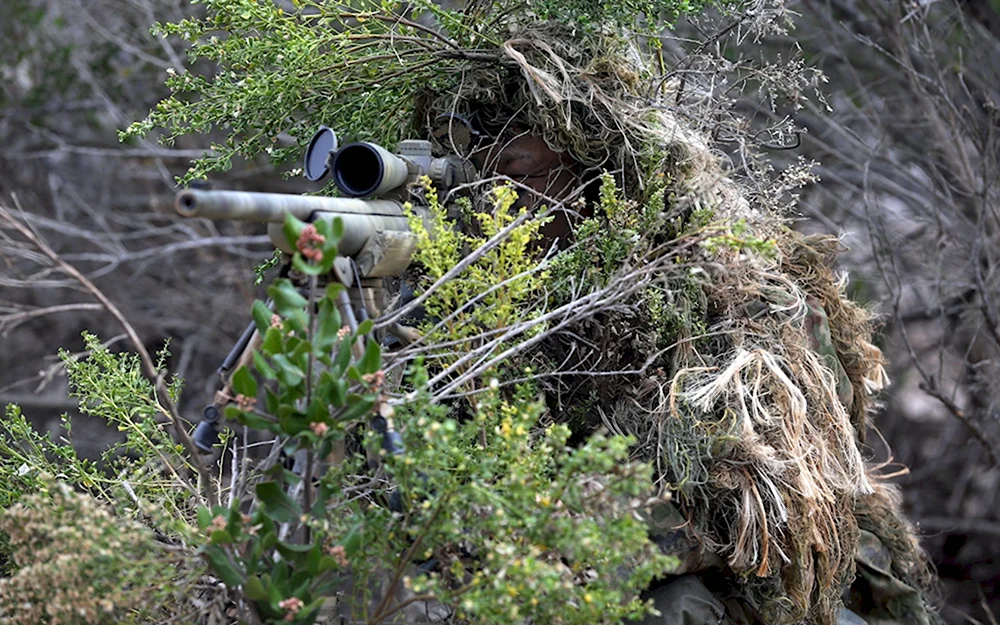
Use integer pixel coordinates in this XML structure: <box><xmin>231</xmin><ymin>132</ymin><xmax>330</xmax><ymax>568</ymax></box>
<box><xmin>0</xmin><ymin>211</ymin><xmax>676</xmax><ymax>624</ymax></box>
<box><xmin>0</xmin><ymin>483</ymin><xmax>181</xmax><ymax>625</ymax></box>
<box><xmin>192</xmin><ymin>212</ymin><xmax>674</xmax><ymax>623</ymax></box>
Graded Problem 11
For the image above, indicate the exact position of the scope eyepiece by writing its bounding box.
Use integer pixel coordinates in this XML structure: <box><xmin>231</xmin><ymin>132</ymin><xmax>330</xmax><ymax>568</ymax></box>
<box><xmin>332</xmin><ymin>142</ymin><xmax>409</xmax><ymax>198</ymax></box>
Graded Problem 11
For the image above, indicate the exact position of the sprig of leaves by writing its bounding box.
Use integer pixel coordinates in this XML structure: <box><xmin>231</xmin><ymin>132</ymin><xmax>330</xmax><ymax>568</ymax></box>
<box><xmin>122</xmin><ymin>0</ymin><xmax>717</xmax><ymax>183</ymax></box>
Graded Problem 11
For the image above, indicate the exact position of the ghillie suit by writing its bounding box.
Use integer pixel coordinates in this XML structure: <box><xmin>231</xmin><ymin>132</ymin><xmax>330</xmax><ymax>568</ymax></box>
<box><xmin>402</xmin><ymin>22</ymin><xmax>942</xmax><ymax>625</ymax></box>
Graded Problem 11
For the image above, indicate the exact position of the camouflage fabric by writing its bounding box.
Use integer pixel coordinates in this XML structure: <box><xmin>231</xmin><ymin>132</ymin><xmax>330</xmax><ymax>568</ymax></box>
<box><xmin>635</xmin><ymin>293</ymin><xmax>932</xmax><ymax>625</ymax></box>
<box><xmin>745</xmin><ymin>289</ymin><xmax>854</xmax><ymax>410</ymax></box>
<box><xmin>643</xmin><ymin>500</ymin><xmax>722</xmax><ymax>576</ymax></box>
<box><xmin>837</xmin><ymin>608</ymin><xmax>868</xmax><ymax>625</ymax></box>
<box><xmin>802</xmin><ymin>295</ymin><xmax>855</xmax><ymax>413</ymax></box>
<box><xmin>843</xmin><ymin>531</ymin><xmax>934</xmax><ymax>625</ymax></box>
<box><xmin>639</xmin><ymin>507</ymin><xmax>929</xmax><ymax>625</ymax></box>
<box><xmin>630</xmin><ymin>575</ymin><xmax>748</xmax><ymax>625</ymax></box>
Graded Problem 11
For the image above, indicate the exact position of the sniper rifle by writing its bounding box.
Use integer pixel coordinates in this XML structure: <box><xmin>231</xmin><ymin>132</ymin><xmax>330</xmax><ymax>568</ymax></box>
<box><xmin>174</xmin><ymin>125</ymin><xmax>476</xmax><ymax>453</ymax></box>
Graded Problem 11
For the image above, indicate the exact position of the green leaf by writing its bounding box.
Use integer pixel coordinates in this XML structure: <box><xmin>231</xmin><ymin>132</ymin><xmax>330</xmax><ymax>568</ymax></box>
<box><xmin>251</xmin><ymin>300</ymin><xmax>273</xmax><ymax>334</ymax></box>
<box><xmin>272</xmin><ymin>558</ymin><xmax>291</xmax><ymax>590</ymax></box>
<box><xmin>282</xmin><ymin>213</ymin><xmax>307</xmax><ymax>252</ymax></box>
<box><xmin>338</xmin><ymin>395</ymin><xmax>375</xmax><ymax>422</ymax></box>
<box><xmin>210</xmin><ymin>528</ymin><xmax>234</xmax><ymax>544</ymax></box>
<box><xmin>328</xmin><ymin>377</ymin><xmax>346</xmax><ymax>407</ymax></box>
<box><xmin>341</xmin><ymin>524</ymin><xmax>363</xmax><ymax>557</ymax></box>
<box><xmin>289</xmin><ymin>339</ymin><xmax>312</xmax><ymax>368</ymax></box>
<box><xmin>231</xmin><ymin>365</ymin><xmax>258</xmax><ymax>398</ymax></box>
<box><xmin>269</xmin><ymin>279</ymin><xmax>307</xmax><ymax>318</ymax></box>
<box><xmin>318</xmin><ymin>555</ymin><xmax>340</xmax><ymax>573</ymax></box>
<box><xmin>261</xmin><ymin>530</ymin><xmax>278</xmax><ymax>552</ymax></box>
<box><xmin>256</xmin><ymin>481</ymin><xmax>302</xmax><ymax>523</ymax></box>
<box><xmin>262</xmin><ymin>327</ymin><xmax>283</xmax><ymax>355</ymax></box>
<box><xmin>227</xmin><ymin>501</ymin><xmax>242</xmax><ymax>527</ymax></box>
<box><xmin>324</xmin><ymin>282</ymin><xmax>344</xmax><ymax>301</ymax></box>
<box><xmin>203</xmin><ymin>545</ymin><xmax>243</xmax><ymax>587</ymax></box>
<box><xmin>197</xmin><ymin>506</ymin><xmax>212</xmax><ymax>530</ymax></box>
<box><xmin>306</xmin><ymin>397</ymin><xmax>328</xmax><ymax>423</ymax></box>
<box><xmin>306</xmin><ymin>544</ymin><xmax>322</xmax><ymax>576</ymax></box>
<box><xmin>253</xmin><ymin>351</ymin><xmax>276</xmax><ymax>380</ymax></box>
<box><xmin>358</xmin><ymin>339</ymin><xmax>381</xmax><ymax>375</ymax></box>
<box><xmin>299</xmin><ymin>598</ymin><xmax>325</xmax><ymax>625</ymax></box>
<box><xmin>233</xmin><ymin>410</ymin><xmax>277</xmax><ymax>432</ymax></box>
<box><xmin>330</xmin><ymin>216</ymin><xmax>345</xmax><ymax>240</ymax></box>
<box><xmin>245</xmin><ymin>575</ymin><xmax>269</xmax><ymax>601</ymax></box>
<box><xmin>277</xmin><ymin>540</ymin><xmax>314</xmax><ymax>554</ymax></box>
<box><xmin>314</xmin><ymin>299</ymin><xmax>342</xmax><ymax>353</ymax></box>
<box><xmin>277</xmin><ymin>539</ymin><xmax>315</xmax><ymax>565</ymax></box>
<box><xmin>334</xmin><ymin>339</ymin><xmax>353</xmax><ymax>372</ymax></box>
<box><xmin>310</xmin><ymin>481</ymin><xmax>335</xmax><ymax>517</ymax></box>
<box><xmin>279</xmin><ymin>409</ymin><xmax>309</xmax><ymax>436</ymax></box>
<box><xmin>356</xmin><ymin>319</ymin><xmax>374</xmax><ymax>336</ymax></box>
<box><xmin>314</xmin><ymin>217</ymin><xmax>333</xmax><ymax>241</ymax></box>
<box><xmin>265</xmin><ymin>387</ymin><xmax>280</xmax><ymax>414</ymax></box>
<box><xmin>273</xmin><ymin>354</ymin><xmax>305</xmax><ymax>387</ymax></box>
<box><xmin>293</xmin><ymin>252</ymin><xmax>324</xmax><ymax>276</ymax></box>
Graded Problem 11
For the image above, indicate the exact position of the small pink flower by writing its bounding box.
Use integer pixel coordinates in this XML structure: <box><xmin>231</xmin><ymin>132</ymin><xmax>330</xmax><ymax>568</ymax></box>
<box><xmin>209</xmin><ymin>515</ymin><xmax>227</xmax><ymax>534</ymax></box>
<box><xmin>270</xmin><ymin>314</ymin><xmax>282</xmax><ymax>329</ymax></box>
<box><xmin>361</xmin><ymin>370</ymin><xmax>385</xmax><ymax>389</ymax></box>
<box><xmin>310</xmin><ymin>422</ymin><xmax>329</xmax><ymax>437</ymax></box>
<box><xmin>327</xmin><ymin>544</ymin><xmax>349</xmax><ymax>568</ymax></box>
<box><xmin>296</xmin><ymin>224</ymin><xmax>326</xmax><ymax>263</ymax></box>
<box><xmin>336</xmin><ymin>326</ymin><xmax>351</xmax><ymax>340</ymax></box>
<box><xmin>235</xmin><ymin>394</ymin><xmax>257</xmax><ymax>411</ymax></box>
<box><xmin>279</xmin><ymin>597</ymin><xmax>304</xmax><ymax>621</ymax></box>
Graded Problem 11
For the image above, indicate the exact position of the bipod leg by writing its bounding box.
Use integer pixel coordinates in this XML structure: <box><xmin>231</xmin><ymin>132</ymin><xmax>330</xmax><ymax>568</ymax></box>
<box><xmin>193</xmin><ymin>321</ymin><xmax>264</xmax><ymax>454</ymax></box>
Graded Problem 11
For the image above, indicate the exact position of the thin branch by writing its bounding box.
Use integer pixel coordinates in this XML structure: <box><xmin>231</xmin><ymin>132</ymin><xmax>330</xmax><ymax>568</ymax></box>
<box><xmin>0</xmin><ymin>199</ymin><xmax>218</xmax><ymax>506</ymax></box>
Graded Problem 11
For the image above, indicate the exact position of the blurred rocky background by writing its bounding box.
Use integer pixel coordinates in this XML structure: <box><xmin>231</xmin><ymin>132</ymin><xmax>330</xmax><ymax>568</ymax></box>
<box><xmin>1</xmin><ymin>0</ymin><xmax>999</xmax><ymax>622</ymax></box>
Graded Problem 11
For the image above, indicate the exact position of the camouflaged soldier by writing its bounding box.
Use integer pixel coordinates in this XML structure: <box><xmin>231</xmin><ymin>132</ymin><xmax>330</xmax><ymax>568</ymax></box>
<box><xmin>471</xmin><ymin>128</ymin><xmax>938</xmax><ymax>625</ymax></box>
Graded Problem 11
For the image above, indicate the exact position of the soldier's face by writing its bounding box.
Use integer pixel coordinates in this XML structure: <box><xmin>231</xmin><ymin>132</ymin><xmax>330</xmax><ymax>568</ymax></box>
<box><xmin>471</xmin><ymin>130</ymin><xmax>587</xmax><ymax>242</ymax></box>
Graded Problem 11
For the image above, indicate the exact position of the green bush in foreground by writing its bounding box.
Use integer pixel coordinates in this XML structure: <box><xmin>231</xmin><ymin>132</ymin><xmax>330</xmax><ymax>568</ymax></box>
<box><xmin>0</xmin><ymin>212</ymin><xmax>676</xmax><ymax>624</ymax></box>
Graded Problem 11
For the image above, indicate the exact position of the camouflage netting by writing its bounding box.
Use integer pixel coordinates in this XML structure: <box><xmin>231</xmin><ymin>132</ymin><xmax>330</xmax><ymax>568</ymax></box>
<box><xmin>396</xmin><ymin>20</ymin><xmax>939</xmax><ymax>625</ymax></box>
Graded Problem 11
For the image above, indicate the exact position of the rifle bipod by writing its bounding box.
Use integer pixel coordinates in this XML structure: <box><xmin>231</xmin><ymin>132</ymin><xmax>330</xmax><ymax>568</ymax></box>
<box><xmin>191</xmin><ymin>259</ymin><xmax>415</xmax><ymax>490</ymax></box>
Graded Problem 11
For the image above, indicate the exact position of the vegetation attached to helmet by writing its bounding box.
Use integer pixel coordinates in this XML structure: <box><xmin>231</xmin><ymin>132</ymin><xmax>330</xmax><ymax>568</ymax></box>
<box><xmin>121</xmin><ymin>0</ymin><xmax>719</xmax><ymax>184</ymax></box>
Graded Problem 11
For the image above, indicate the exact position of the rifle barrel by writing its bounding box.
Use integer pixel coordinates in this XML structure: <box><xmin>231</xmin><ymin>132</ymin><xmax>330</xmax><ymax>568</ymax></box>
<box><xmin>175</xmin><ymin>189</ymin><xmax>405</xmax><ymax>222</ymax></box>
<box><xmin>174</xmin><ymin>189</ymin><xmax>414</xmax><ymax>256</ymax></box>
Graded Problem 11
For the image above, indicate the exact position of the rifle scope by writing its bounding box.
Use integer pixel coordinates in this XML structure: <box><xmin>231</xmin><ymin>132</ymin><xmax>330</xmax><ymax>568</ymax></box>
<box><xmin>303</xmin><ymin>126</ymin><xmax>409</xmax><ymax>197</ymax></box>
<box><xmin>332</xmin><ymin>142</ymin><xmax>409</xmax><ymax>198</ymax></box>
<box><xmin>303</xmin><ymin>125</ymin><xmax>474</xmax><ymax>197</ymax></box>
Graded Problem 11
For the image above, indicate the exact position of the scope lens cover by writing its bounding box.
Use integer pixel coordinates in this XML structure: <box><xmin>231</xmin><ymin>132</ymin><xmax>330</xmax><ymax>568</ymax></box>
<box><xmin>304</xmin><ymin>126</ymin><xmax>338</xmax><ymax>181</ymax></box>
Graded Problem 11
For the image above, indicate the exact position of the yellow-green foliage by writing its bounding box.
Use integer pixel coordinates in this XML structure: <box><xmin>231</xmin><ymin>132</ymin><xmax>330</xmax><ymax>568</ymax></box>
<box><xmin>549</xmin><ymin>174</ymin><xmax>662</xmax><ymax>292</ymax></box>
<box><xmin>406</xmin><ymin>178</ymin><xmax>550</xmax><ymax>351</ymax></box>
<box><xmin>701</xmin><ymin>218</ymin><xmax>778</xmax><ymax>260</ymax></box>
